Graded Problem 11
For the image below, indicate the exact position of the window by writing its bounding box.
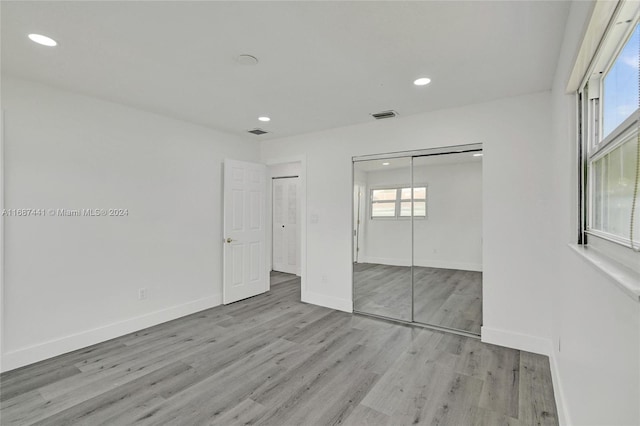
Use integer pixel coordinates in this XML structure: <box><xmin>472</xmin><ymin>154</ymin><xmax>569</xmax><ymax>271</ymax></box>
<box><xmin>371</xmin><ymin>186</ymin><xmax>426</xmax><ymax>219</ymax></box>
<box><xmin>580</xmin><ymin>6</ymin><xmax>640</xmax><ymax>253</ymax></box>
<box><xmin>602</xmin><ymin>24</ymin><xmax>639</xmax><ymax>139</ymax></box>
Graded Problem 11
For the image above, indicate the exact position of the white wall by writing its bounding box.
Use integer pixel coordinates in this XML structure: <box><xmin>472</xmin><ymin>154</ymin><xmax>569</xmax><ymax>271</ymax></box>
<box><xmin>0</xmin><ymin>77</ymin><xmax>259</xmax><ymax>371</ymax></box>
<box><xmin>360</xmin><ymin>161</ymin><xmax>482</xmax><ymax>271</ymax></box>
<box><xmin>261</xmin><ymin>90</ymin><xmax>555</xmax><ymax>347</ymax></box>
<box><xmin>548</xmin><ymin>1</ymin><xmax>640</xmax><ymax>425</ymax></box>
<box><xmin>268</xmin><ymin>162</ymin><xmax>301</xmax><ymax>180</ymax></box>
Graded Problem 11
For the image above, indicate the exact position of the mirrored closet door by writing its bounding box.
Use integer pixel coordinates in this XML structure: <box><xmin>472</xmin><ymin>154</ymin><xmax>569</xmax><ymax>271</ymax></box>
<box><xmin>353</xmin><ymin>157</ymin><xmax>412</xmax><ymax>321</ymax></box>
<box><xmin>411</xmin><ymin>152</ymin><xmax>483</xmax><ymax>335</ymax></box>
<box><xmin>352</xmin><ymin>145</ymin><xmax>483</xmax><ymax>336</ymax></box>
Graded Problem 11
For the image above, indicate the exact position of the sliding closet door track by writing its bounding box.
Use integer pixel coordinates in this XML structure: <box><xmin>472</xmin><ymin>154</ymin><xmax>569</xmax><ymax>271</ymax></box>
<box><xmin>353</xmin><ymin>310</ymin><xmax>480</xmax><ymax>340</ymax></box>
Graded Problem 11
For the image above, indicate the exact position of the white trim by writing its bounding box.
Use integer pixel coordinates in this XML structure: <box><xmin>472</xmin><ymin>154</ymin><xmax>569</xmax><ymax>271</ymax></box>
<box><xmin>0</xmin><ymin>109</ymin><xmax>4</xmax><ymax>372</ymax></box>
<box><xmin>1</xmin><ymin>294</ymin><xmax>221</xmax><ymax>372</ymax></box>
<box><xmin>302</xmin><ymin>290</ymin><xmax>352</xmax><ymax>313</ymax></box>
<box><xmin>585</xmin><ymin>226</ymin><xmax>640</xmax><ymax>253</ymax></box>
<box><xmin>352</xmin><ymin>143</ymin><xmax>483</xmax><ymax>162</ymax></box>
<box><xmin>480</xmin><ymin>325</ymin><xmax>553</xmax><ymax>356</ymax></box>
<box><xmin>359</xmin><ymin>256</ymin><xmax>411</xmax><ymax>267</ymax></box>
<box><xmin>587</xmin><ymin>5</ymin><xmax>640</xmax><ymax>93</ymax></box>
<box><xmin>549</xmin><ymin>352</ymin><xmax>571</xmax><ymax>426</ymax></box>
<box><xmin>359</xmin><ymin>256</ymin><xmax>482</xmax><ymax>272</ymax></box>
<box><xmin>569</xmin><ymin>1</ymin><xmax>623</xmax><ymax>92</ymax></box>
<box><xmin>568</xmin><ymin>243</ymin><xmax>640</xmax><ymax>301</ymax></box>
<box><xmin>590</xmin><ymin>110</ymin><xmax>639</xmax><ymax>159</ymax></box>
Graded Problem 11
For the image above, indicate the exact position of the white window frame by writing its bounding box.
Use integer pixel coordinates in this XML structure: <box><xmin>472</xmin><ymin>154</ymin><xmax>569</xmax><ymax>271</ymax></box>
<box><xmin>370</xmin><ymin>185</ymin><xmax>427</xmax><ymax>220</ymax></box>
<box><xmin>579</xmin><ymin>1</ymin><xmax>640</xmax><ymax>255</ymax></box>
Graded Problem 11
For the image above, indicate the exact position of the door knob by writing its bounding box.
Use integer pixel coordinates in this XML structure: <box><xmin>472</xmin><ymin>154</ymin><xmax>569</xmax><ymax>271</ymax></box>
<box><xmin>226</xmin><ymin>238</ymin><xmax>233</xmax><ymax>243</ymax></box>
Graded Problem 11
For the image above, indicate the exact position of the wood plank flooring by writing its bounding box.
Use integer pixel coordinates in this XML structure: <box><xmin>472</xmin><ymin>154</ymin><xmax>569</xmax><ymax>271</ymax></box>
<box><xmin>0</xmin><ymin>272</ymin><xmax>556</xmax><ymax>425</ymax></box>
<box><xmin>354</xmin><ymin>263</ymin><xmax>482</xmax><ymax>334</ymax></box>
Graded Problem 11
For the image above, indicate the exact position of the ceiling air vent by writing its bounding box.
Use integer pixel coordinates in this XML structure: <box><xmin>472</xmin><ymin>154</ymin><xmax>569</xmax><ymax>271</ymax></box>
<box><xmin>371</xmin><ymin>110</ymin><xmax>398</xmax><ymax>120</ymax></box>
<box><xmin>248</xmin><ymin>128</ymin><xmax>268</xmax><ymax>135</ymax></box>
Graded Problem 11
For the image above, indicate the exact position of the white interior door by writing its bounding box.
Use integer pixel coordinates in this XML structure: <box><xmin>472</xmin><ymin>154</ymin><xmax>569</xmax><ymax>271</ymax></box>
<box><xmin>223</xmin><ymin>159</ymin><xmax>267</xmax><ymax>304</ymax></box>
<box><xmin>272</xmin><ymin>177</ymin><xmax>300</xmax><ymax>275</ymax></box>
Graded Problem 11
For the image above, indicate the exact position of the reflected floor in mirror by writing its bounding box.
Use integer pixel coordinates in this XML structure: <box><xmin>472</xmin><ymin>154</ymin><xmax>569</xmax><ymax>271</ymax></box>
<box><xmin>353</xmin><ymin>263</ymin><xmax>482</xmax><ymax>335</ymax></box>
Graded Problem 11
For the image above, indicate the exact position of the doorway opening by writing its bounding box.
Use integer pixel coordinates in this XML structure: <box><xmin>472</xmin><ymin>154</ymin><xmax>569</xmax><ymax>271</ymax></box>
<box><xmin>272</xmin><ymin>175</ymin><xmax>300</xmax><ymax>275</ymax></box>
<box><xmin>267</xmin><ymin>161</ymin><xmax>304</xmax><ymax>297</ymax></box>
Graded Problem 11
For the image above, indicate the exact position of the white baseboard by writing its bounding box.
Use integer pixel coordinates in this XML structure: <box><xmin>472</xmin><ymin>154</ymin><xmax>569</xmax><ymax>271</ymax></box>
<box><xmin>359</xmin><ymin>256</ymin><xmax>482</xmax><ymax>272</ymax></box>
<box><xmin>359</xmin><ymin>256</ymin><xmax>411</xmax><ymax>267</ymax></box>
<box><xmin>414</xmin><ymin>259</ymin><xmax>482</xmax><ymax>272</ymax></box>
<box><xmin>549</xmin><ymin>352</ymin><xmax>570</xmax><ymax>426</ymax></box>
<box><xmin>302</xmin><ymin>290</ymin><xmax>352</xmax><ymax>313</ymax></box>
<box><xmin>1</xmin><ymin>294</ymin><xmax>222</xmax><ymax>372</ymax></box>
<box><xmin>480</xmin><ymin>326</ymin><xmax>553</xmax><ymax>356</ymax></box>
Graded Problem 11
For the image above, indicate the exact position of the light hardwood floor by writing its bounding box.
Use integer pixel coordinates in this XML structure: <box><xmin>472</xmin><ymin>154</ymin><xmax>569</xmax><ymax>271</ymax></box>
<box><xmin>0</xmin><ymin>272</ymin><xmax>556</xmax><ymax>425</ymax></box>
<box><xmin>354</xmin><ymin>263</ymin><xmax>482</xmax><ymax>334</ymax></box>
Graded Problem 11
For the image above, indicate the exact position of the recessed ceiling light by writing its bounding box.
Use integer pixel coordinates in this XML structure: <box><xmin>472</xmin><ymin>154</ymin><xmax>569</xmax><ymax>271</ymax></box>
<box><xmin>413</xmin><ymin>77</ymin><xmax>431</xmax><ymax>86</ymax></box>
<box><xmin>473</xmin><ymin>153</ymin><xmax>483</xmax><ymax>157</ymax></box>
<box><xmin>28</xmin><ymin>33</ymin><xmax>57</xmax><ymax>47</ymax></box>
<box><xmin>258</xmin><ymin>116</ymin><xmax>271</xmax><ymax>122</ymax></box>
<box><xmin>382</xmin><ymin>162</ymin><xmax>390</xmax><ymax>166</ymax></box>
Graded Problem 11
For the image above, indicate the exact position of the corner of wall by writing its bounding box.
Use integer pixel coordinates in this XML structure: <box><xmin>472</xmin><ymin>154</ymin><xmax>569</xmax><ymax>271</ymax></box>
<box><xmin>301</xmin><ymin>290</ymin><xmax>352</xmax><ymax>313</ymax></box>
<box><xmin>481</xmin><ymin>325</ymin><xmax>553</xmax><ymax>356</ymax></box>
<box><xmin>481</xmin><ymin>326</ymin><xmax>569</xmax><ymax>425</ymax></box>
<box><xmin>548</xmin><ymin>350</ymin><xmax>571</xmax><ymax>426</ymax></box>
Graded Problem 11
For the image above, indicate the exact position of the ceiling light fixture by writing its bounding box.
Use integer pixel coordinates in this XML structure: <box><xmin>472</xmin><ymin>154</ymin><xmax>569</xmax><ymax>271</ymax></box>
<box><xmin>473</xmin><ymin>153</ymin><xmax>483</xmax><ymax>157</ymax></box>
<box><xmin>382</xmin><ymin>162</ymin><xmax>390</xmax><ymax>166</ymax></box>
<box><xmin>236</xmin><ymin>54</ymin><xmax>259</xmax><ymax>66</ymax></box>
<box><xmin>258</xmin><ymin>116</ymin><xmax>271</xmax><ymax>122</ymax></box>
<box><xmin>413</xmin><ymin>77</ymin><xmax>431</xmax><ymax>86</ymax></box>
<box><xmin>28</xmin><ymin>33</ymin><xmax>57</xmax><ymax>47</ymax></box>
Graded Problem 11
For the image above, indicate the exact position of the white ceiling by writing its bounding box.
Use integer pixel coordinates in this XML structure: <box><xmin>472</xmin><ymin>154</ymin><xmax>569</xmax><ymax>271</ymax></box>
<box><xmin>1</xmin><ymin>1</ymin><xmax>570</xmax><ymax>141</ymax></box>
